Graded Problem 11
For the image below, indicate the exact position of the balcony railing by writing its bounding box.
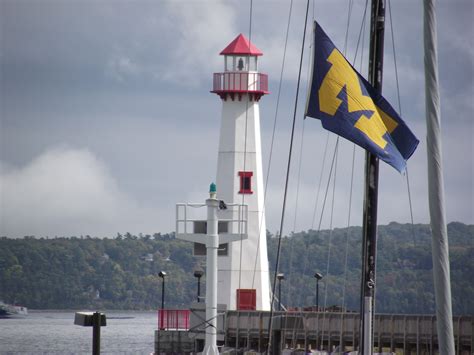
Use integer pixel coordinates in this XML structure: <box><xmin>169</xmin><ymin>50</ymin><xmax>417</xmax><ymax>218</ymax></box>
<box><xmin>212</xmin><ymin>72</ymin><xmax>269</xmax><ymax>94</ymax></box>
<box><xmin>158</xmin><ymin>309</ymin><xmax>190</xmax><ymax>330</ymax></box>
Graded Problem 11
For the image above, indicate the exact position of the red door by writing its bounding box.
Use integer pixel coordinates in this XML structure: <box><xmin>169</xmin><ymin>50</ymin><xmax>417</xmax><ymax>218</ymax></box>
<box><xmin>237</xmin><ymin>289</ymin><xmax>256</xmax><ymax>310</ymax></box>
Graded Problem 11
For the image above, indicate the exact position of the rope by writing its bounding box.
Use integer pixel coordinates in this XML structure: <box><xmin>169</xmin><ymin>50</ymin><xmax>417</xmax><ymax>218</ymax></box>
<box><xmin>230</xmin><ymin>1</ymin><xmax>254</xmax><ymax>343</ymax></box>
<box><xmin>291</xmin><ymin>121</ymin><xmax>306</xmax><ymax>236</ymax></box>
<box><xmin>266</xmin><ymin>1</ymin><xmax>310</xmax><ymax>353</ymax></box>
<box><xmin>343</xmin><ymin>0</ymin><xmax>354</xmax><ymax>55</ymax></box>
<box><xmin>405</xmin><ymin>167</ymin><xmax>416</xmax><ymax>246</ymax></box>
<box><xmin>237</xmin><ymin>0</ymin><xmax>253</xmax><ymax>293</ymax></box>
<box><xmin>250</xmin><ymin>0</ymin><xmax>294</xmax><ymax>291</ymax></box>
<box><xmin>341</xmin><ymin>145</ymin><xmax>356</xmax><ymax>308</ymax></box>
<box><xmin>284</xmin><ymin>4</ymin><xmax>316</xmax><ymax>343</ymax></box>
<box><xmin>388</xmin><ymin>4</ymin><xmax>425</xmax><ymax>350</ymax></box>
<box><xmin>310</xmin><ymin>132</ymin><xmax>330</xmax><ymax>229</ymax></box>
<box><xmin>286</xmin><ymin>118</ymin><xmax>306</xmax><ymax>305</ymax></box>
<box><xmin>295</xmin><ymin>134</ymin><xmax>336</xmax><ymax>310</ymax></box>
<box><xmin>388</xmin><ymin>0</ymin><xmax>401</xmax><ymax>117</ymax></box>
<box><xmin>358</xmin><ymin>2</ymin><xmax>368</xmax><ymax>73</ymax></box>
<box><xmin>321</xmin><ymin>138</ymin><xmax>339</xmax><ymax>348</ymax></box>
<box><xmin>352</xmin><ymin>0</ymin><xmax>370</xmax><ymax>65</ymax></box>
<box><xmin>339</xmin><ymin>1</ymin><xmax>369</xmax><ymax>344</ymax></box>
<box><xmin>387</xmin><ymin>0</ymin><xmax>416</xmax><ymax>247</ymax></box>
<box><xmin>297</xmin><ymin>129</ymin><xmax>329</xmax><ymax>311</ymax></box>
<box><xmin>286</xmin><ymin>0</ymin><xmax>315</xmax><ymax>304</ymax></box>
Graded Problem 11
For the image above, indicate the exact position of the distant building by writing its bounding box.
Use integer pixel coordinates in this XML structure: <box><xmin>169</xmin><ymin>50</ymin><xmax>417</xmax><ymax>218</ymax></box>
<box><xmin>142</xmin><ymin>253</ymin><xmax>154</xmax><ymax>262</ymax></box>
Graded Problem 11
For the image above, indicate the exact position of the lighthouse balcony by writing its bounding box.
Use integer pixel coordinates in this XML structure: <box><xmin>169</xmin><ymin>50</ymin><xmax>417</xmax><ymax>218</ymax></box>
<box><xmin>212</xmin><ymin>72</ymin><xmax>269</xmax><ymax>101</ymax></box>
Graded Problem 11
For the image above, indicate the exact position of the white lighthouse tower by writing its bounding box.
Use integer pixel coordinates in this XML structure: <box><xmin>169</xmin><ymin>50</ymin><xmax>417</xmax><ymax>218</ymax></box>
<box><xmin>211</xmin><ymin>34</ymin><xmax>271</xmax><ymax>311</ymax></box>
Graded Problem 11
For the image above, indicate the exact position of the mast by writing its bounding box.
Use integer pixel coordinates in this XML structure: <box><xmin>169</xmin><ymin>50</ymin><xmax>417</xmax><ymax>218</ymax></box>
<box><xmin>423</xmin><ymin>0</ymin><xmax>455</xmax><ymax>353</ymax></box>
<box><xmin>360</xmin><ymin>0</ymin><xmax>385</xmax><ymax>354</ymax></box>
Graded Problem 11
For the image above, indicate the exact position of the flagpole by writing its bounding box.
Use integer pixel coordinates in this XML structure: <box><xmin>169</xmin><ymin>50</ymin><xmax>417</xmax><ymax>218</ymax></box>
<box><xmin>360</xmin><ymin>0</ymin><xmax>385</xmax><ymax>354</ymax></box>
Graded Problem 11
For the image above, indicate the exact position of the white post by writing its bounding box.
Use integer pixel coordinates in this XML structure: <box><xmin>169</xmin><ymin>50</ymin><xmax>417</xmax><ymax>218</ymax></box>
<box><xmin>423</xmin><ymin>1</ymin><xmax>455</xmax><ymax>353</ymax></box>
<box><xmin>203</xmin><ymin>189</ymin><xmax>219</xmax><ymax>355</ymax></box>
<box><xmin>176</xmin><ymin>183</ymin><xmax>248</xmax><ymax>353</ymax></box>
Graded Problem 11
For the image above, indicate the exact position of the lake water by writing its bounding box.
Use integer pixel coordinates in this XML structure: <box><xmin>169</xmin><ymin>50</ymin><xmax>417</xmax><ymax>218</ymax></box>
<box><xmin>0</xmin><ymin>310</ymin><xmax>157</xmax><ymax>354</ymax></box>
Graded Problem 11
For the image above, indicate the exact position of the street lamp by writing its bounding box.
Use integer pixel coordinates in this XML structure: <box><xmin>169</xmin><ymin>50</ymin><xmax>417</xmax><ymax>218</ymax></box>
<box><xmin>194</xmin><ymin>270</ymin><xmax>204</xmax><ymax>303</ymax></box>
<box><xmin>314</xmin><ymin>272</ymin><xmax>323</xmax><ymax>311</ymax></box>
<box><xmin>277</xmin><ymin>273</ymin><xmax>285</xmax><ymax>311</ymax></box>
<box><xmin>159</xmin><ymin>271</ymin><xmax>167</xmax><ymax>310</ymax></box>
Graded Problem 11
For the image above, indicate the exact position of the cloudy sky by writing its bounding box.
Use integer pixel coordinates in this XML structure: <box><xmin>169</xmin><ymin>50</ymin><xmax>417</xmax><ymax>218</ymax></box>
<box><xmin>1</xmin><ymin>0</ymin><xmax>472</xmax><ymax>238</ymax></box>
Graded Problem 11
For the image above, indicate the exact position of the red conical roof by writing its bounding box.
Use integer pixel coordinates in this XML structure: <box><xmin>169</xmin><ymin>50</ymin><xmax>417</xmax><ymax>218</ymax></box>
<box><xmin>220</xmin><ymin>34</ymin><xmax>263</xmax><ymax>56</ymax></box>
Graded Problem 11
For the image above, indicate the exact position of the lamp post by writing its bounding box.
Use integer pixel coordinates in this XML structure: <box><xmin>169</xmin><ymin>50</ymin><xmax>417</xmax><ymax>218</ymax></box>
<box><xmin>314</xmin><ymin>272</ymin><xmax>323</xmax><ymax>311</ymax></box>
<box><xmin>277</xmin><ymin>273</ymin><xmax>285</xmax><ymax>311</ymax></box>
<box><xmin>159</xmin><ymin>271</ymin><xmax>167</xmax><ymax>329</ymax></box>
<box><xmin>194</xmin><ymin>270</ymin><xmax>204</xmax><ymax>303</ymax></box>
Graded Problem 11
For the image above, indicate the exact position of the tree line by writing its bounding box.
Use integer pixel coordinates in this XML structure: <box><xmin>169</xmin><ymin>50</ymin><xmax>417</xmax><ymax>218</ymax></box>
<box><xmin>0</xmin><ymin>222</ymin><xmax>472</xmax><ymax>314</ymax></box>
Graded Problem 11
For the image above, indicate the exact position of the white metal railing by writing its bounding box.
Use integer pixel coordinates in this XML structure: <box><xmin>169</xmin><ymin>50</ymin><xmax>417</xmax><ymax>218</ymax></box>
<box><xmin>212</xmin><ymin>72</ymin><xmax>268</xmax><ymax>93</ymax></box>
<box><xmin>176</xmin><ymin>203</ymin><xmax>248</xmax><ymax>236</ymax></box>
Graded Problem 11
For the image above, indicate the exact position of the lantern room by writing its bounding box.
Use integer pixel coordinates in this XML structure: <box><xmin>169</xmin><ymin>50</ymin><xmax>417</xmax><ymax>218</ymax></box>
<box><xmin>212</xmin><ymin>34</ymin><xmax>269</xmax><ymax>101</ymax></box>
<box><xmin>220</xmin><ymin>34</ymin><xmax>262</xmax><ymax>72</ymax></box>
<box><xmin>224</xmin><ymin>55</ymin><xmax>257</xmax><ymax>72</ymax></box>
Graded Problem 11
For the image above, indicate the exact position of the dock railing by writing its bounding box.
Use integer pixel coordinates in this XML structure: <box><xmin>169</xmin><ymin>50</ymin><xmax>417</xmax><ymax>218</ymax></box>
<box><xmin>158</xmin><ymin>309</ymin><xmax>190</xmax><ymax>331</ymax></box>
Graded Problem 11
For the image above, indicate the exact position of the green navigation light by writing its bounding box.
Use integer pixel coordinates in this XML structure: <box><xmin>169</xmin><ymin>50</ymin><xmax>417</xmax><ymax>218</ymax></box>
<box><xmin>209</xmin><ymin>182</ymin><xmax>217</xmax><ymax>193</ymax></box>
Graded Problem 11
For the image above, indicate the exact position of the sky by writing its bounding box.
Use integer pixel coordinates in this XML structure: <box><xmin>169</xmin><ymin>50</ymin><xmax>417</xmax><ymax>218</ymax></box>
<box><xmin>1</xmin><ymin>0</ymin><xmax>473</xmax><ymax>238</ymax></box>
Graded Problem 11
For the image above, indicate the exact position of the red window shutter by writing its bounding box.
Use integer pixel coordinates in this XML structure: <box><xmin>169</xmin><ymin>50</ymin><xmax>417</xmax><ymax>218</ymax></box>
<box><xmin>238</xmin><ymin>171</ymin><xmax>253</xmax><ymax>194</ymax></box>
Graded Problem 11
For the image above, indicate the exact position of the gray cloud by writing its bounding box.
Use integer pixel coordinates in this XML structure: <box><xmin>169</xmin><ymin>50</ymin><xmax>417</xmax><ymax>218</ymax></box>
<box><xmin>1</xmin><ymin>0</ymin><xmax>472</xmax><ymax>237</ymax></box>
<box><xmin>0</xmin><ymin>147</ymin><xmax>159</xmax><ymax>237</ymax></box>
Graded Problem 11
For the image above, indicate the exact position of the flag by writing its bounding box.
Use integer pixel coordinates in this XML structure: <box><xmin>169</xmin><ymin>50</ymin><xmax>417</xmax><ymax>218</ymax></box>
<box><xmin>305</xmin><ymin>22</ymin><xmax>419</xmax><ymax>173</ymax></box>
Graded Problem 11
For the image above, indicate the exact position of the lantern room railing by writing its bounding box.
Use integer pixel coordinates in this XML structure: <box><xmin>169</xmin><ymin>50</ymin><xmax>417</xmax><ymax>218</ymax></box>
<box><xmin>212</xmin><ymin>72</ymin><xmax>269</xmax><ymax>94</ymax></box>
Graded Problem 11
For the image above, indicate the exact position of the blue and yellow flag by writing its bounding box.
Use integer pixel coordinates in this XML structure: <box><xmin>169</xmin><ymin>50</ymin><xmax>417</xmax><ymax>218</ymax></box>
<box><xmin>305</xmin><ymin>22</ymin><xmax>419</xmax><ymax>172</ymax></box>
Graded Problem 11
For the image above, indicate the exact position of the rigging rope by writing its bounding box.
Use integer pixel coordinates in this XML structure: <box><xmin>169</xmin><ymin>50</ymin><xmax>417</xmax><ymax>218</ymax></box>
<box><xmin>251</xmin><ymin>0</ymin><xmax>294</xmax><ymax>290</ymax></box>
<box><xmin>343</xmin><ymin>0</ymin><xmax>355</xmax><ymax>55</ymax></box>
<box><xmin>338</xmin><ymin>2</ymin><xmax>369</xmax><ymax>342</ymax></box>
<box><xmin>295</xmin><ymin>0</ymin><xmax>360</xmax><ymax>310</ymax></box>
<box><xmin>291</xmin><ymin>121</ymin><xmax>306</xmax><ymax>236</ymax></box>
<box><xmin>310</xmin><ymin>132</ymin><xmax>330</xmax><ymax>229</ymax></box>
<box><xmin>387</xmin><ymin>0</ymin><xmax>416</xmax><ymax>247</ymax></box>
<box><xmin>405</xmin><ymin>167</ymin><xmax>416</xmax><ymax>245</ymax></box>
<box><xmin>297</xmin><ymin>134</ymin><xmax>340</xmax><ymax>311</ymax></box>
<box><xmin>353</xmin><ymin>0</ymin><xmax>370</xmax><ymax>66</ymax></box>
<box><xmin>340</xmin><ymin>0</ymin><xmax>369</xmax><ymax>317</ymax></box>
<box><xmin>286</xmin><ymin>0</ymin><xmax>315</xmax><ymax>305</ymax></box>
<box><xmin>266</xmin><ymin>1</ymin><xmax>310</xmax><ymax>353</ymax></box>
<box><xmin>319</xmin><ymin>3</ymin><xmax>354</xmax><ymax>326</ymax></box>
<box><xmin>286</xmin><ymin>117</ymin><xmax>306</xmax><ymax>305</ymax></box>
<box><xmin>282</xmin><ymin>4</ymin><xmax>316</xmax><ymax>344</ymax></box>
<box><xmin>387</xmin><ymin>6</ymin><xmax>427</xmax><ymax>351</ymax></box>
<box><xmin>288</xmin><ymin>1</ymin><xmax>368</xmax><ymax>348</ymax></box>
<box><xmin>321</xmin><ymin>137</ymin><xmax>339</xmax><ymax>345</ymax></box>
<box><xmin>237</xmin><ymin>0</ymin><xmax>253</xmax><ymax>293</ymax></box>
<box><xmin>340</xmin><ymin>1</ymin><xmax>368</xmax><ymax>348</ymax></box>
<box><xmin>342</xmin><ymin>145</ymin><xmax>357</xmax><ymax>305</ymax></box>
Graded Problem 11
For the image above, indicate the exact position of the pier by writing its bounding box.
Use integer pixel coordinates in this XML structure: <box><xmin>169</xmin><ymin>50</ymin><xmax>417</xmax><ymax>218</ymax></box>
<box><xmin>155</xmin><ymin>308</ymin><xmax>473</xmax><ymax>354</ymax></box>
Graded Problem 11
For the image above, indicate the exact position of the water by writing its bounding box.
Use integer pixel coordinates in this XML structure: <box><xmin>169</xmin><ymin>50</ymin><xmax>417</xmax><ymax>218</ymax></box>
<box><xmin>0</xmin><ymin>310</ymin><xmax>157</xmax><ymax>354</ymax></box>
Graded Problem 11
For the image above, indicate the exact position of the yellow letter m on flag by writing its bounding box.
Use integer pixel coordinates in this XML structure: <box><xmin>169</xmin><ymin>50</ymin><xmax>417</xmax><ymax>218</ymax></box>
<box><xmin>319</xmin><ymin>49</ymin><xmax>398</xmax><ymax>150</ymax></box>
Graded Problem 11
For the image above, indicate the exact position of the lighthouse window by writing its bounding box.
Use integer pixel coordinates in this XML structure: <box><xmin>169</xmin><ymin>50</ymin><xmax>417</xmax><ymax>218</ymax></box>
<box><xmin>237</xmin><ymin>58</ymin><xmax>244</xmax><ymax>71</ymax></box>
<box><xmin>238</xmin><ymin>171</ymin><xmax>253</xmax><ymax>194</ymax></box>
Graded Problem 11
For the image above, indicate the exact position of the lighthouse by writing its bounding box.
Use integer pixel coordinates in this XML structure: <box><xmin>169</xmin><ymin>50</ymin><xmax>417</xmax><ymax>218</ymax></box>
<box><xmin>211</xmin><ymin>34</ymin><xmax>271</xmax><ymax>311</ymax></box>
